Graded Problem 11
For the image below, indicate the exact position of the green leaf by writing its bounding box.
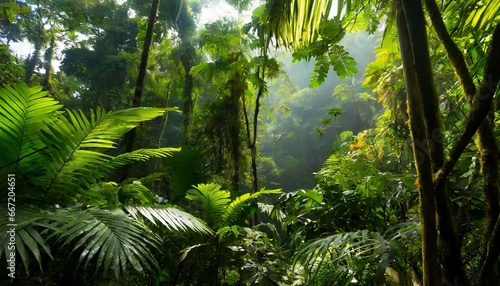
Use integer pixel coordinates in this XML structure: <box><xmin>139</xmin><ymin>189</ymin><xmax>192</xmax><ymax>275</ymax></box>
<box><xmin>186</xmin><ymin>183</ymin><xmax>231</xmax><ymax>226</ymax></box>
<box><xmin>328</xmin><ymin>45</ymin><xmax>358</xmax><ymax>79</ymax></box>
<box><xmin>0</xmin><ymin>83</ymin><xmax>62</xmax><ymax>173</ymax></box>
<box><xmin>220</xmin><ymin>188</ymin><xmax>281</xmax><ymax>227</ymax></box>
<box><xmin>126</xmin><ymin>206</ymin><xmax>212</xmax><ymax>235</ymax></box>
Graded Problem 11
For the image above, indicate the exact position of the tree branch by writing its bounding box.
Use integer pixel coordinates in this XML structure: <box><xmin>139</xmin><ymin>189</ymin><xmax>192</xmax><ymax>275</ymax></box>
<box><xmin>424</xmin><ymin>0</ymin><xmax>476</xmax><ymax>98</ymax></box>
<box><xmin>435</xmin><ymin>24</ymin><xmax>500</xmax><ymax>190</ymax></box>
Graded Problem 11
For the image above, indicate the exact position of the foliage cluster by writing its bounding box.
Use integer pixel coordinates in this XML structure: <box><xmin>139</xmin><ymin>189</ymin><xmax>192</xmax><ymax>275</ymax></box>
<box><xmin>1</xmin><ymin>0</ymin><xmax>499</xmax><ymax>285</ymax></box>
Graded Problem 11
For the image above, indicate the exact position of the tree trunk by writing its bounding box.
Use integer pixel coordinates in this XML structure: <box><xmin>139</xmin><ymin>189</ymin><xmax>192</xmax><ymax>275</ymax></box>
<box><xmin>242</xmin><ymin>64</ymin><xmax>266</xmax><ymax>226</ymax></box>
<box><xmin>423</xmin><ymin>0</ymin><xmax>500</xmax><ymax>259</ymax></box>
<box><xmin>120</xmin><ymin>0</ymin><xmax>159</xmax><ymax>182</ymax></box>
<box><xmin>395</xmin><ymin>0</ymin><xmax>441</xmax><ymax>284</ymax></box>
<box><xmin>228</xmin><ymin>73</ymin><xmax>244</xmax><ymax>192</ymax></box>
<box><xmin>407</xmin><ymin>0</ymin><xmax>467</xmax><ymax>283</ymax></box>
<box><xmin>181</xmin><ymin>47</ymin><xmax>194</xmax><ymax>145</ymax></box>
<box><xmin>475</xmin><ymin>23</ymin><xmax>500</xmax><ymax>286</ymax></box>
<box><xmin>42</xmin><ymin>34</ymin><xmax>55</xmax><ymax>90</ymax></box>
<box><xmin>24</xmin><ymin>41</ymin><xmax>43</xmax><ymax>85</ymax></box>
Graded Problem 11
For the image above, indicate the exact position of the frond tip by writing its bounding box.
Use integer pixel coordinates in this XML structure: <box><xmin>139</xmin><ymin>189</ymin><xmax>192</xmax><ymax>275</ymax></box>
<box><xmin>125</xmin><ymin>205</ymin><xmax>213</xmax><ymax>235</ymax></box>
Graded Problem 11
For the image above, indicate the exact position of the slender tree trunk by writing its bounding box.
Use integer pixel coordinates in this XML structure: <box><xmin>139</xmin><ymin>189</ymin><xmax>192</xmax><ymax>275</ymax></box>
<box><xmin>250</xmin><ymin>70</ymin><xmax>264</xmax><ymax>195</ymax></box>
<box><xmin>242</xmin><ymin>64</ymin><xmax>266</xmax><ymax>226</ymax></box>
<box><xmin>479</xmin><ymin>212</ymin><xmax>500</xmax><ymax>285</ymax></box>
<box><xmin>404</xmin><ymin>0</ymin><xmax>467</xmax><ymax>283</ymax></box>
<box><xmin>424</xmin><ymin>20</ymin><xmax>500</xmax><ymax>284</ymax></box>
<box><xmin>158</xmin><ymin>80</ymin><xmax>172</xmax><ymax>148</ymax></box>
<box><xmin>475</xmin><ymin>23</ymin><xmax>500</xmax><ymax>286</ymax></box>
<box><xmin>42</xmin><ymin>34</ymin><xmax>55</xmax><ymax>90</ymax></box>
<box><xmin>175</xmin><ymin>0</ymin><xmax>198</xmax><ymax>145</ymax></box>
<box><xmin>243</xmin><ymin>66</ymin><xmax>265</xmax><ymax>195</ymax></box>
<box><xmin>24</xmin><ymin>41</ymin><xmax>43</xmax><ymax>85</ymax></box>
<box><xmin>120</xmin><ymin>0</ymin><xmax>159</xmax><ymax>182</ymax></box>
<box><xmin>228</xmin><ymin>73</ymin><xmax>244</xmax><ymax>192</ymax></box>
<box><xmin>180</xmin><ymin>45</ymin><xmax>195</xmax><ymax>145</ymax></box>
<box><xmin>395</xmin><ymin>0</ymin><xmax>441</xmax><ymax>284</ymax></box>
<box><xmin>434</xmin><ymin>23</ymin><xmax>500</xmax><ymax>192</ymax></box>
<box><xmin>423</xmin><ymin>1</ymin><xmax>500</xmax><ymax>259</ymax></box>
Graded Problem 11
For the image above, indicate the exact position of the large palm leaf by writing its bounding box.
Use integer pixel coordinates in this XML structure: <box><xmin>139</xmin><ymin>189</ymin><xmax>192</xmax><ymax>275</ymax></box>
<box><xmin>0</xmin><ymin>83</ymin><xmax>178</xmax><ymax>204</ymax></box>
<box><xmin>0</xmin><ymin>208</ymin><xmax>57</xmax><ymax>274</ymax></box>
<box><xmin>260</xmin><ymin>0</ymin><xmax>336</xmax><ymax>48</ymax></box>
<box><xmin>220</xmin><ymin>188</ymin><xmax>281</xmax><ymax>227</ymax></box>
<box><xmin>0</xmin><ymin>206</ymin><xmax>211</xmax><ymax>280</ymax></box>
<box><xmin>126</xmin><ymin>205</ymin><xmax>212</xmax><ymax>235</ymax></box>
<box><xmin>186</xmin><ymin>183</ymin><xmax>281</xmax><ymax>228</ymax></box>
<box><xmin>53</xmin><ymin>208</ymin><xmax>161</xmax><ymax>279</ymax></box>
<box><xmin>0</xmin><ymin>83</ymin><xmax>62</xmax><ymax>174</ymax></box>
<box><xmin>38</xmin><ymin>107</ymin><xmax>166</xmax><ymax>197</ymax></box>
<box><xmin>186</xmin><ymin>183</ymin><xmax>231</xmax><ymax>226</ymax></box>
<box><xmin>294</xmin><ymin>230</ymin><xmax>411</xmax><ymax>285</ymax></box>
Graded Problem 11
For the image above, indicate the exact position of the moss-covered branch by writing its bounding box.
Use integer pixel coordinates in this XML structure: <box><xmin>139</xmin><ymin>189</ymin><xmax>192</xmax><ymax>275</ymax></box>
<box><xmin>435</xmin><ymin>24</ymin><xmax>500</xmax><ymax>191</ymax></box>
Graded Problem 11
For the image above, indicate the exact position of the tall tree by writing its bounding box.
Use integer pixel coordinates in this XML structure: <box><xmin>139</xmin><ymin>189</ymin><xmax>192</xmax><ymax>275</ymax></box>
<box><xmin>394</xmin><ymin>0</ymin><xmax>441</xmax><ymax>283</ymax></box>
<box><xmin>120</xmin><ymin>0</ymin><xmax>160</xmax><ymax>181</ymax></box>
<box><xmin>192</xmin><ymin>20</ymin><xmax>248</xmax><ymax>192</ymax></box>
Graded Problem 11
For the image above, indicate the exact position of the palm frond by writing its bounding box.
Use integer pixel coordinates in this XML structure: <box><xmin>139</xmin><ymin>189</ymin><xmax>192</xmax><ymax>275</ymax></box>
<box><xmin>261</xmin><ymin>0</ymin><xmax>370</xmax><ymax>49</ymax></box>
<box><xmin>294</xmin><ymin>230</ymin><xmax>394</xmax><ymax>284</ymax></box>
<box><xmin>118</xmin><ymin>182</ymin><xmax>156</xmax><ymax>205</ymax></box>
<box><xmin>463</xmin><ymin>0</ymin><xmax>500</xmax><ymax>30</ymax></box>
<box><xmin>220</xmin><ymin>188</ymin><xmax>281</xmax><ymax>226</ymax></box>
<box><xmin>99</xmin><ymin>147</ymin><xmax>180</xmax><ymax>171</ymax></box>
<box><xmin>262</xmin><ymin>0</ymin><xmax>333</xmax><ymax>48</ymax></box>
<box><xmin>1</xmin><ymin>205</ymin><xmax>211</xmax><ymax>280</ymax></box>
<box><xmin>0</xmin><ymin>84</ymin><xmax>175</xmax><ymax>204</ymax></box>
<box><xmin>0</xmin><ymin>83</ymin><xmax>62</xmax><ymax>174</ymax></box>
<box><xmin>34</xmin><ymin>107</ymin><xmax>167</xmax><ymax>203</ymax></box>
<box><xmin>0</xmin><ymin>208</ymin><xmax>61</xmax><ymax>273</ymax></box>
<box><xmin>186</xmin><ymin>183</ymin><xmax>231</xmax><ymax>226</ymax></box>
<box><xmin>163</xmin><ymin>146</ymin><xmax>209</xmax><ymax>203</ymax></box>
<box><xmin>125</xmin><ymin>206</ymin><xmax>213</xmax><ymax>235</ymax></box>
<box><xmin>82</xmin><ymin>181</ymin><xmax>158</xmax><ymax>207</ymax></box>
<box><xmin>54</xmin><ymin>208</ymin><xmax>161</xmax><ymax>280</ymax></box>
